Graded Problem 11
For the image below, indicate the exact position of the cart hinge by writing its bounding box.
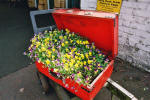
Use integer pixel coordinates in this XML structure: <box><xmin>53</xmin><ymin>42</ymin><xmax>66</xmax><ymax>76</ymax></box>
<box><xmin>114</xmin><ymin>19</ymin><xmax>116</xmax><ymax>27</ymax></box>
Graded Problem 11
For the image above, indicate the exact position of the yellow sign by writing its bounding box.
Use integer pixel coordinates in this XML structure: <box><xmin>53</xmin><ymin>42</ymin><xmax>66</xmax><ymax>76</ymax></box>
<box><xmin>96</xmin><ymin>0</ymin><xmax>122</xmax><ymax>14</ymax></box>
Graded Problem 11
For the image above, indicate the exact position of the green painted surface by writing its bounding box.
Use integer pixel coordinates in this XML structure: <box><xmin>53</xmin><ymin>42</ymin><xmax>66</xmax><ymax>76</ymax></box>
<box><xmin>0</xmin><ymin>3</ymin><xmax>33</xmax><ymax>78</ymax></box>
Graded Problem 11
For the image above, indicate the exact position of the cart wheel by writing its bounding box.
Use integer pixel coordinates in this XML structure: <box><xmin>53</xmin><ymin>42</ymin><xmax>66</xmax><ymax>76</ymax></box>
<box><xmin>37</xmin><ymin>71</ymin><xmax>50</xmax><ymax>94</ymax></box>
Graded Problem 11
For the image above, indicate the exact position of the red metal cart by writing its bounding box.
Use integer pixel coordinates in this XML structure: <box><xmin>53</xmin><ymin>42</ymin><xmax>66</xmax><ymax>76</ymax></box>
<box><xmin>35</xmin><ymin>9</ymin><xmax>118</xmax><ymax>100</ymax></box>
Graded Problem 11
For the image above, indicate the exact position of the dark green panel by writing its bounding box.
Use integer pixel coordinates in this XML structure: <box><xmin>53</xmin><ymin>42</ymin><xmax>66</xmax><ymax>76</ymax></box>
<box><xmin>68</xmin><ymin>0</ymin><xmax>80</xmax><ymax>9</ymax></box>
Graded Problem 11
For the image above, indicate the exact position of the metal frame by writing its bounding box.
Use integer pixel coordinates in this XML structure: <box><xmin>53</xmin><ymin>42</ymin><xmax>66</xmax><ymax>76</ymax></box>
<box><xmin>30</xmin><ymin>9</ymin><xmax>56</xmax><ymax>34</ymax></box>
<box><xmin>35</xmin><ymin>0</ymin><xmax>37</xmax><ymax>8</ymax></box>
<box><xmin>30</xmin><ymin>10</ymin><xmax>138</xmax><ymax>100</ymax></box>
<box><xmin>66</xmin><ymin>0</ymin><xmax>69</xmax><ymax>8</ymax></box>
<box><xmin>106</xmin><ymin>78</ymin><xmax>138</xmax><ymax>100</ymax></box>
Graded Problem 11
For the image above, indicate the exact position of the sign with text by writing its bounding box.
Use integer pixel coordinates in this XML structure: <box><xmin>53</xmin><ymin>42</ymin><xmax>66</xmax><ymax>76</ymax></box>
<box><xmin>96</xmin><ymin>0</ymin><xmax>122</xmax><ymax>14</ymax></box>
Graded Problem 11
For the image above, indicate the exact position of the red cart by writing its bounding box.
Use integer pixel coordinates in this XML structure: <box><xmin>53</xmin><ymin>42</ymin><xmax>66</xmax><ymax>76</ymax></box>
<box><xmin>34</xmin><ymin>9</ymin><xmax>118</xmax><ymax>100</ymax></box>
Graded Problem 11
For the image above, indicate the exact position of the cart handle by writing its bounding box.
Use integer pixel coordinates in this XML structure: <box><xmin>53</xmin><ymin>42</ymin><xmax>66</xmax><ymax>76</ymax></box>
<box><xmin>30</xmin><ymin>9</ymin><xmax>56</xmax><ymax>34</ymax></box>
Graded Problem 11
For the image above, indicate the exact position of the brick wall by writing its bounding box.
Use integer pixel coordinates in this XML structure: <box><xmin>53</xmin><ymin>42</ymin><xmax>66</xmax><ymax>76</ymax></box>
<box><xmin>81</xmin><ymin>0</ymin><xmax>150</xmax><ymax>72</ymax></box>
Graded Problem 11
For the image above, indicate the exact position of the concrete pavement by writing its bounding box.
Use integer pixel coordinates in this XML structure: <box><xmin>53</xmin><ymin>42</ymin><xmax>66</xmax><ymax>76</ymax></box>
<box><xmin>0</xmin><ymin>64</ymin><xmax>112</xmax><ymax>100</ymax></box>
<box><xmin>0</xmin><ymin>64</ymin><xmax>58</xmax><ymax>100</ymax></box>
<box><xmin>0</xmin><ymin>58</ymin><xmax>150</xmax><ymax>100</ymax></box>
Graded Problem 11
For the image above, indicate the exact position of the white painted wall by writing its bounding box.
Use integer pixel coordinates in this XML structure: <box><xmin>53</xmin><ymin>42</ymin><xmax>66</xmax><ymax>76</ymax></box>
<box><xmin>80</xmin><ymin>0</ymin><xmax>150</xmax><ymax>72</ymax></box>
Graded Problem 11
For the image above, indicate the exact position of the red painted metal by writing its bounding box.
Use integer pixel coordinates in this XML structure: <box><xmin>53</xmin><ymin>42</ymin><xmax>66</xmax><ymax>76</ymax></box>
<box><xmin>35</xmin><ymin>9</ymin><xmax>118</xmax><ymax>100</ymax></box>
<box><xmin>36</xmin><ymin>61</ymin><xmax>113</xmax><ymax>100</ymax></box>
<box><xmin>52</xmin><ymin>9</ymin><xmax>118</xmax><ymax>58</ymax></box>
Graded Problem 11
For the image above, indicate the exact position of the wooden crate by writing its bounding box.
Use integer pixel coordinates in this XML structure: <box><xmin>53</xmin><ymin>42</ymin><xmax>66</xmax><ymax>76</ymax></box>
<box><xmin>44</xmin><ymin>4</ymin><xmax>48</xmax><ymax>9</ymax></box>
<box><xmin>28</xmin><ymin>0</ymin><xmax>35</xmax><ymax>8</ymax></box>
<box><xmin>54</xmin><ymin>0</ymin><xmax>65</xmax><ymax>8</ymax></box>
<box><xmin>60</xmin><ymin>0</ymin><xmax>65</xmax><ymax>8</ymax></box>
<box><xmin>38</xmin><ymin>4</ymin><xmax>48</xmax><ymax>10</ymax></box>
<box><xmin>54</xmin><ymin>0</ymin><xmax>60</xmax><ymax>8</ymax></box>
<box><xmin>39</xmin><ymin>0</ymin><xmax>47</xmax><ymax>4</ymax></box>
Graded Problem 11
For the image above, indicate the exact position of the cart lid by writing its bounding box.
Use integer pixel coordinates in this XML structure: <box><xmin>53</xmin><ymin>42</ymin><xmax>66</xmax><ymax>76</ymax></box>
<box><xmin>52</xmin><ymin>9</ymin><xmax>118</xmax><ymax>59</ymax></box>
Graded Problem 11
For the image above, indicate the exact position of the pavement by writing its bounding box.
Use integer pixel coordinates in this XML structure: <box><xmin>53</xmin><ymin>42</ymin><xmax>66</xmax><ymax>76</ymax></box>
<box><xmin>0</xmin><ymin>58</ymin><xmax>150</xmax><ymax>100</ymax></box>
<box><xmin>0</xmin><ymin>64</ymin><xmax>59</xmax><ymax>100</ymax></box>
<box><xmin>0</xmin><ymin>64</ymin><xmax>112</xmax><ymax>100</ymax></box>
